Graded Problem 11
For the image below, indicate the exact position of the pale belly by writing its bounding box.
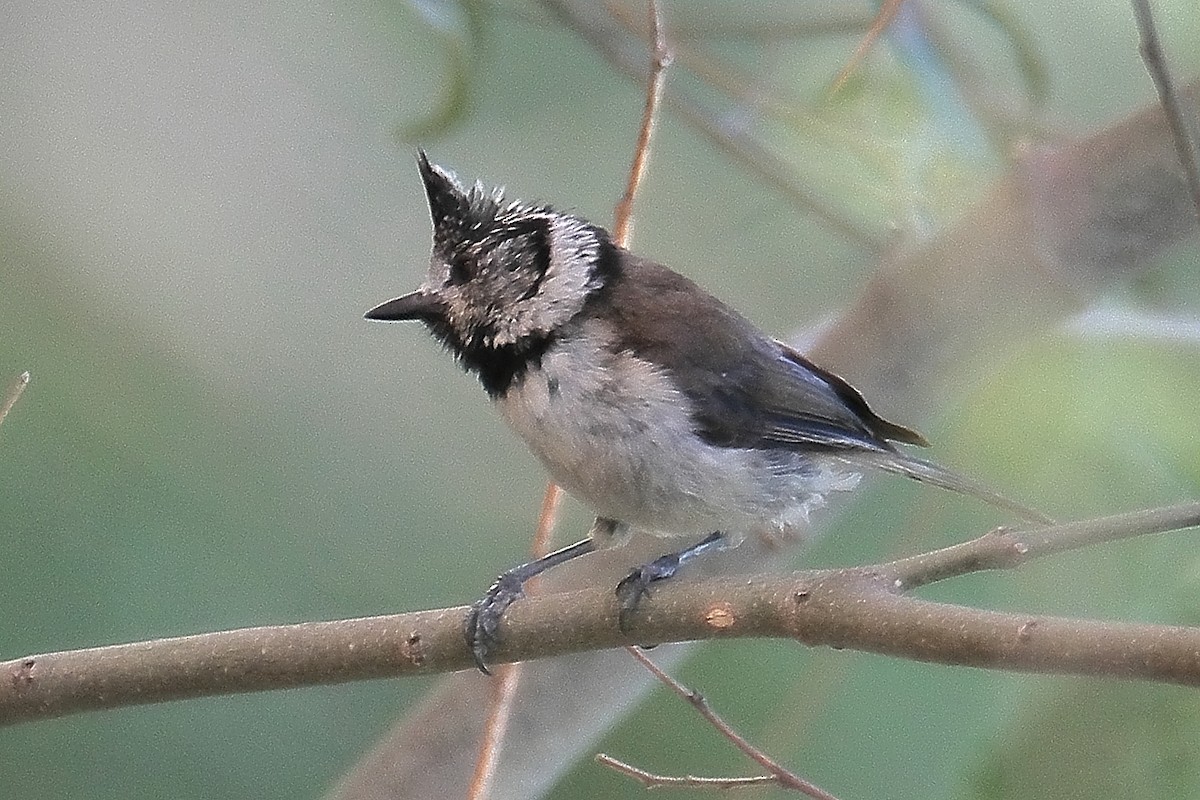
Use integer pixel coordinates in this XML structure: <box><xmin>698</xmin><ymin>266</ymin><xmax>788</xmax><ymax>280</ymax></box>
<box><xmin>496</xmin><ymin>333</ymin><xmax>855</xmax><ymax>538</ymax></box>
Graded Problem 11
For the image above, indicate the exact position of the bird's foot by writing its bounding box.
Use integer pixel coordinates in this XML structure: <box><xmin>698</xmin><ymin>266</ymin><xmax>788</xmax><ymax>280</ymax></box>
<box><xmin>464</xmin><ymin>574</ymin><xmax>525</xmax><ymax>674</ymax></box>
<box><xmin>615</xmin><ymin>531</ymin><xmax>727</xmax><ymax>631</ymax></box>
<box><xmin>615</xmin><ymin>552</ymin><xmax>682</xmax><ymax>631</ymax></box>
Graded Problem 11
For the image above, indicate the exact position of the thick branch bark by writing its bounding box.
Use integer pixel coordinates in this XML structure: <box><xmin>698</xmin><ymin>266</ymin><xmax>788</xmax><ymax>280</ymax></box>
<box><xmin>4</xmin><ymin>503</ymin><xmax>1199</xmax><ymax>727</ymax></box>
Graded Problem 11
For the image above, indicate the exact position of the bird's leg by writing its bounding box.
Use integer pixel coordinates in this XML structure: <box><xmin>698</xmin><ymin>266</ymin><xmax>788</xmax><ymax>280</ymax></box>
<box><xmin>465</xmin><ymin>517</ymin><xmax>619</xmax><ymax>673</ymax></box>
<box><xmin>615</xmin><ymin>531</ymin><xmax>727</xmax><ymax>631</ymax></box>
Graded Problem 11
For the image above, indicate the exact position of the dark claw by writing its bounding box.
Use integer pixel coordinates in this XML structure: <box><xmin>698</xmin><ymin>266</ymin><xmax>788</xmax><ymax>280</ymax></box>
<box><xmin>615</xmin><ymin>552</ymin><xmax>682</xmax><ymax>631</ymax></box>
<box><xmin>462</xmin><ymin>536</ymin><xmax>600</xmax><ymax>674</ymax></box>
<box><xmin>464</xmin><ymin>573</ymin><xmax>525</xmax><ymax>674</ymax></box>
<box><xmin>614</xmin><ymin>532</ymin><xmax>727</xmax><ymax>632</ymax></box>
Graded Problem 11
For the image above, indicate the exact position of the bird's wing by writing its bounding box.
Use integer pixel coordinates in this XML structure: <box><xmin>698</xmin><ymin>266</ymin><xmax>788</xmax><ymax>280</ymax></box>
<box><xmin>603</xmin><ymin>256</ymin><xmax>919</xmax><ymax>453</ymax></box>
<box><xmin>602</xmin><ymin>256</ymin><xmax>1050</xmax><ymax>524</ymax></box>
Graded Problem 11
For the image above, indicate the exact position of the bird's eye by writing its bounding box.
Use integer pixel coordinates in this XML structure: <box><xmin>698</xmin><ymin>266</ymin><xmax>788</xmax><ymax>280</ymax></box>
<box><xmin>448</xmin><ymin>260</ymin><xmax>471</xmax><ymax>285</ymax></box>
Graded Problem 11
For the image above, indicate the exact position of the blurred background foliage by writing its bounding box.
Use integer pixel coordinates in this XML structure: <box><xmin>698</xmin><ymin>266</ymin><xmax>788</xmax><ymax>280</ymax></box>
<box><xmin>2</xmin><ymin>0</ymin><xmax>1200</xmax><ymax>798</ymax></box>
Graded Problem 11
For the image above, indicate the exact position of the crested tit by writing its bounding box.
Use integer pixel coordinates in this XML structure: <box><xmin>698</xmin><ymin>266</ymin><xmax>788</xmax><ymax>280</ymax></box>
<box><xmin>366</xmin><ymin>153</ymin><xmax>1047</xmax><ymax>672</ymax></box>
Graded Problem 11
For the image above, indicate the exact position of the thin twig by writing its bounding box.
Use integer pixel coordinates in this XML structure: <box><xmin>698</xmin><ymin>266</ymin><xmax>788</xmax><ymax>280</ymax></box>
<box><xmin>529</xmin><ymin>485</ymin><xmax>565</xmax><ymax>580</ymax></box>
<box><xmin>595</xmin><ymin>753</ymin><xmax>778</xmax><ymax>790</ymax></box>
<box><xmin>659</xmin><ymin>10</ymin><xmax>873</xmax><ymax>40</ymax></box>
<box><xmin>825</xmin><ymin>0</ymin><xmax>904</xmax><ymax>97</ymax></box>
<box><xmin>469</xmin><ymin>7</ymin><xmax>671</xmax><ymax>795</ymax></box>
<box><xmin>959</xmin><ymin>0</ymin><xmax>1050</xmax><ymax>106</ymax></box>
<box><xmin>0</xmin><ymin>371</ymin><xmax>30</xmax><ymax>430</ymax></box>
<box><xmin>606</xmin><ymin>2</ymin><xmax>818</xmax><ymax>136</ymax></box>
<box><xmin>606</xmin><ymin>1</ymin><xmax>884</xmax><ymax>163</ymax></box>
<box><xmin>540</xmin><ymin>0</ymin><xmax>885</xmax><ymax>252</ymax></box>
<box><xmin>1131</xmin><ymin>0</ymin><xmax>1200</xmax><ymax>222</ymax></box>
<box><xmin>466</xmin><ymin>662</ymin><xmax>523</xmax><ymax>800</ymax></box>
<box><xmin>627</xmin><ymin>648</ymin><xmax>841</xmax><ymax>799</ymax></box>
<box><xmin>612</xmin><ymin>0</ymin><xmax>671</xmax><ymax>246</ymax></box>
<box><xmin>500</xmin><ymin>2</ymin><xmax>874</xmax><ymax>40</ymax></box>
<box><xmin>467</xmin><ymin>436</ymin><xmax>566</xmax><ymax>800</ymax></box>
<box><xmin>887</xmin><ymin>501</ymin><xmax>1200</xmax><ymax>589</ymax></box>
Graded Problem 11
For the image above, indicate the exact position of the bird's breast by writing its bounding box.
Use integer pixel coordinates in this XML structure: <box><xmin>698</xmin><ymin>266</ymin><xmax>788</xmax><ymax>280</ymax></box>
<box><xmin>496</xmin><ymin>328</ymin><xmax>799</xmax><ymax>536</ymax></box>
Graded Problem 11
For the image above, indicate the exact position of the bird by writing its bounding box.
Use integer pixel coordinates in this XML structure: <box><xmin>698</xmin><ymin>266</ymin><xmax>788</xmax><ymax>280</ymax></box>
<box><xmin>366</xmin><ymin>152</ymin><xmax>1049</xmax><ymax>672</ymax></box>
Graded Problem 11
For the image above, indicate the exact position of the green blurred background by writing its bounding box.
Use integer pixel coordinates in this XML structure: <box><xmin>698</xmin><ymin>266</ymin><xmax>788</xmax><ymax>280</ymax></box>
<box><xmin>2</xmin><ymin>1</ymin><xmax>1200</xmax><ymax>797</ymax></box>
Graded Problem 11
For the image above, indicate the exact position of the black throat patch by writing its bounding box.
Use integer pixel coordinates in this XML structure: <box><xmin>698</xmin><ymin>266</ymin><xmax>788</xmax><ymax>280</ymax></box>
<box><xmin>431</xmin><ymin>235</ymin><xmax>622</xmax><ymax>397</ymax></box>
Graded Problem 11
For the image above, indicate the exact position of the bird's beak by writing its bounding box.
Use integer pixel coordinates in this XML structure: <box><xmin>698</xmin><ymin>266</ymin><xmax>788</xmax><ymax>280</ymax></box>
<box><xmin>364</xmin><ymin>290</ymin><xmax>446</xmax><ymax>322</ymax></box>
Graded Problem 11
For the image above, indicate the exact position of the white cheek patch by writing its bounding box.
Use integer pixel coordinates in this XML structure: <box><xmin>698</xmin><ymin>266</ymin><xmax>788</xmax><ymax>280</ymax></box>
<box><xmin>483</xmin><ymin>213</ymin><xmax>602</xmax><ymax>347</ymax></box>
<box><xmin>531</xmin><ymin>214</ymin><xmax>600</xmax><ymax>324</ymax></box>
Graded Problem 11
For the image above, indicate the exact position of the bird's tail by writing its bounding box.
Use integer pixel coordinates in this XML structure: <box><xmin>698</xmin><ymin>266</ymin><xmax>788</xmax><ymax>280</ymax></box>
<box><xmin>848</xmin><ymin>451</ymin><xmax>1053</xmax><ymax>525</ymax></box>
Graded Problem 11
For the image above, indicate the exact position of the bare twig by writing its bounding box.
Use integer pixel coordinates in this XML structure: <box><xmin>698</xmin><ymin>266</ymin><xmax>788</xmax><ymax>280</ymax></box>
<box><xmin>529</xmin><ymin>486</ymin><xmax>566</xmax><ymax>582</ymax></box>
<box><xmin>662</xmin><ymin>10</ymin><xmax>873</xmax><ymax>40</ymax></box>
<box><xmin>466</xmin><ymin>479</ymin><xmax>565</xmax><ymax>794</ymax></box>
<box><xmin>595</xmin><ymin>753</ymin><xmax>777</xmax><ymax>790</ymax></box>
<box><xmin>540</xmin><ymin>0</ymin><xmax>886</xmax><ymax>252</ymax></box>
<box><xmin>826</xmin><ymin>0</ymin><xmax>904</xmax><ymax>97</ymax></box>
<box><xmin>957</xmin><ymin>0</ymin><xmax>1049</xmax><ymax>106</ymax></box>
<box><xmin>612</xmin><ymin>0</ymin><xmax>672</xmax><ymax>246</ymax></box>
<box><xmin>1131</xmin><ymin>0</ymin><xmax>1200</xmax><ymax>222</ymax></box>
<box><xmin>5</xmin><ymin>504</ymin><xmax>1200</xmax><ymax>727</ymax></box>
<box><xmin>466</xmin><ymin>662</ymin><xmax>522</xmax><ymax>800</ymax></box>
<box><xmin>491</xmin><ymin>2</ymin><xmax>875</xmax><ymax>40</ymax></box>
<box><xmin>606</xmin><ymin>2</ymin><xmax>818</xmax><ymax>138</ymax></box>
<box><xmin>887</xmin><ymin>502</ymin><xmax>1200</xmax><ymax>589</ymax></box>
<box><xmin>467</xmin><ymin>7</ymin><xmax>671</xmax><ymax>795</ymax></box>
<box><xmin>467</xmin><ymin>426</ymin><xmax>567</xmax><ymax>800</ymax></box>
<box><xmin>625</xmin><ymin>648</ymin><xmax>840</xmax><ymax>799</ymax></box>
<box><xmin>0</xmin><ymin>371</ymin><xmax>30</xmax><ymax>430</ymax></box>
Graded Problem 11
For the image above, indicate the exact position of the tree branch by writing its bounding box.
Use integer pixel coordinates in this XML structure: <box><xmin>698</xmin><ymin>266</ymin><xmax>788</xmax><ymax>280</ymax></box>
<box><xmin>4</xmin><ymin>502</ymin><xmax>1200</xmax><ymax>727</ymax></box>
<box><xmin>618</xmin><ymin>647</ymin><xmax>841</xmax><ymax>800</ymax></box>
<box><xmin>595</xmin><ymin>755</ymin><xmax>779</xmax><ymax>791</ymax></box>
<box><xmin>1131</xmin><ymin>0</ymin><xmax>1200</xmax><ymax>221</ymax></box>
